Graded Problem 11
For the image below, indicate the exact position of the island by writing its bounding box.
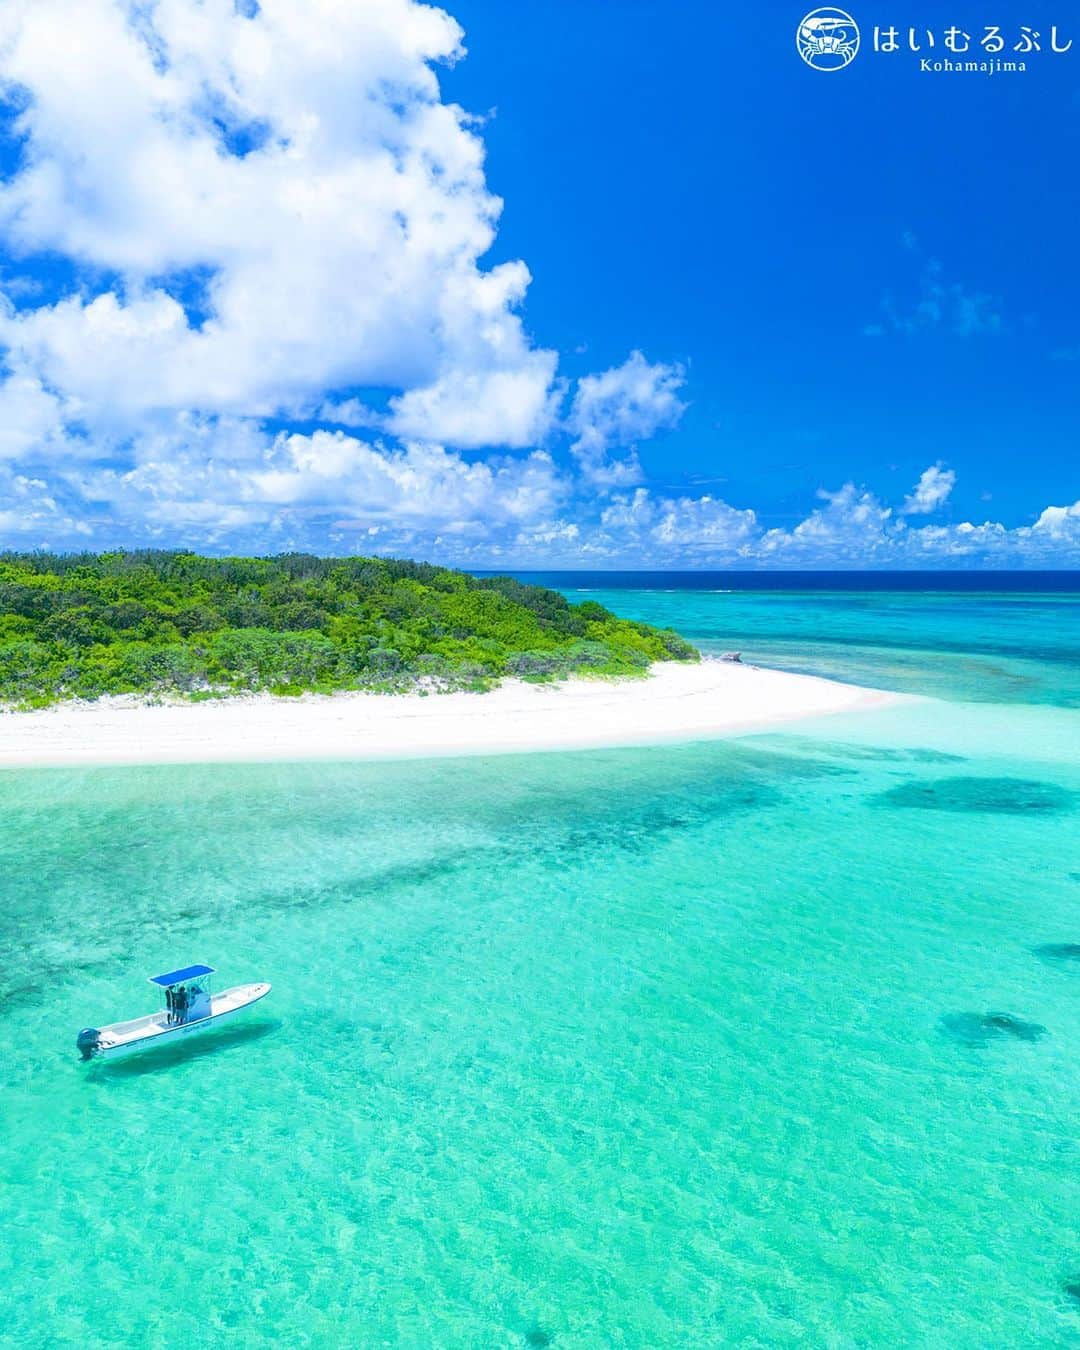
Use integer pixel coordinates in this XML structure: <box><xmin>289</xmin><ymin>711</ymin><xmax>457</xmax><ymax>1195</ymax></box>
<box><xmin>0</xmin><ymin>551</ymin><xmax>897</xmax><ymax>766</ymax></box>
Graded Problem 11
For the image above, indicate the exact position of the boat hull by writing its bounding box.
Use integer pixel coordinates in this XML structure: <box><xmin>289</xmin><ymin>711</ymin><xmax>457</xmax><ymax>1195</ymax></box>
<box><xmin>91</xmin><ymin>983</ymin><xmax>271</xmax><ymax>1060</ymax></box>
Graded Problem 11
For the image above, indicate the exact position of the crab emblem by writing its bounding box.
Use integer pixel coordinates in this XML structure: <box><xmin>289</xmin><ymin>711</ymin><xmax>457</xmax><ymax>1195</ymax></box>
<box><xmin>796</xmin><ymin>7</ymin><xmax>861</xmax><ymax>70</ymax></box>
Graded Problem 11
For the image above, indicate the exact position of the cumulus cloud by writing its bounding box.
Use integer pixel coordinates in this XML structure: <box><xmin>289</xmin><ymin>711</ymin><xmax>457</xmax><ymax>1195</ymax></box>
<box><xmin>570</xmin><ymin>480</ymin><xmax>1080</xmax><ymax>570</ymax></box>
<box><xmin>387</xmin><ymin>351</ymin><xmax>561</xmax><ymax>449</ymax></box>
<box><xmin>251</xmin><ymin>432</ymin><xmax>563</xmax><ymax>526</ymax></box>
<box><xmin>600</xmin><ymin>487</ymin><xmax>756</xmax><ymax>555</ymax></box>
<box><xmin>747</xmin><ymin>484</ymin><xmax>1080</xmax><ymax>570</ymax></box>
<box><xmin>0</xmin><ymin>0</ymin><xmax>697</xmax><ymax>552</ymax></box>
<box><xmin>901</xmin><ymin>463</ymin><xmax>956</xmax><ymax>514</ymax></box>
<box><xmin>0</xmin><ymin>375</ymin><xmax>69</xmax><ymax>460</ymax></box>
<box><xmin>1031</xmin><ymin>499</ymin><xmax>1080</xmax><ymax>541</ymax></box>
<box><xmin>567</xmin><ymin>350</ymin><xmax>686</xmax><ymax>485</ymax></box>
<box><xmin>758</xmin><ymin>483</ymin><xmax>898</xmax><ymax>563</ymax></box>
<box><xmin>57</xmin><ymin>417</ymin><xmax>567</xmax><ymax>547</ymax></box>
<box><xmin>0</xmin><ymin>0</ymin><xmax>559</xmax><ymax>444</ymax></box>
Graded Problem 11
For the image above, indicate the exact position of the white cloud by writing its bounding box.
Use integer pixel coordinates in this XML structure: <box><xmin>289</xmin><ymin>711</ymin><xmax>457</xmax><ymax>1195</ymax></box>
<box><xmin>0</xmin><ymin>467</ymin><xmax>90</xmax><ymax>540</ymax></box>
<box><xmin>54</xmin><ymin>415</ymin><xmax>567</xmax><ymax>548</ymax></box>
<box><xmin>1031</xmin><ymin>499</ymin><xmax>1080</xmax><ymax>541</ymax></box>
<box><xmin>759</xmin><ymin>483</ymin><xmax>897</xmax><ymax>561</ymax></box>
<box><xmin>568</xmin><ymin>350</ymin><xmax>686</xmax><ymax>485</ymax></box>
<box><xmin>554</xmin><ymin>477</ymin><xmax>1080</xmax><ymax>570</ymax></box>
<box><xmin>0</xmin><ymin>0</ymin><xmax>559</xmax><ymax>446</ymax></box>
<box><xmin>600</xmin><ymin>487</ymin><xmax>756</xmax><ymax>555</ymax></box>
<box><xmin>387</xmin><ymin>348</ymin><xmax>561</xmax><ymax>449</ymax></box>
<box><xmin>750</xmin><ymin>484</ymin><xmax>1080</xmax><ymax>568</ymax></box>
<box><xmin>0</xmin><ymin>375</ymin><xmax>69</xmax><ymax>460</ymax></box>
<box><xmin>250</xmin><ymin>431</ymin><xmax>563</xmax><ymax>525</ymax></box>
<box><xmin>314</xmin><ymin>398</ymin><xmax>385</xmax><ymax>430</ymax></box>
<box><xmin>901</xmin><ymin>463</ymin><xmax>956</xmax><ymax>515</ymax></box>
<box><xmin>0</xmin><ymin>0</ymin><xmax>697</xmax><ymax>550</ymax></box>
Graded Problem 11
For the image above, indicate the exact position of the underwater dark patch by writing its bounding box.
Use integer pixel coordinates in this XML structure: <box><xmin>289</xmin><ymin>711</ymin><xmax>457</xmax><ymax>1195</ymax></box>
<box><xmin>251</xmin><ymin>850</ymin><xmax>495</xmax><ymax>920</ymax></box>
<box><xmin>1032</xmin><ymin>943</ymin><xmax>1080</xmax><ymax>964</ymax></box>
<box><xmin>1064</xmin><ymin>1281</ymin><xmax>1080</xmax><ymax>1304</ymax></box>
<box><xmin>751</xmin><ymin>738</ymin><xmax>965</xmax><ymax>765</ymax></box>
<box><xmin>938</xmin><ymin>1011</ymin><xmax>1048</xmax><ymax>1047</ymax></box>
<box><xmin>0</xmin><ymin>951</ymin><xmax>125</xmax><ymax>1016</ymax></box>
<box><xmin>878</xmin><ymin>776</ymin><xmax>1076</xmax><ymax>815</ymax></box>
<box><xmin>731</xmin><ymin>745</ymin><xmax>854</xmax><ymax>778</ymax></box>
<box><xmin>0</xmin><ymin>978</ymin><xmax>47</xmax><ymax>1012</ymax></box>
<box><xmin>524</xmin><ymin>1329</ymin><xmax>553</xmax><ymax>1348</ymax></box>
<box><xmin>547</xmin><ymin>780</ymin><xmax>784</xmax><ymax>859</ymax></box>
<box><xmin>2</xmin><ymin>846</ymin><xmax>493</xmax><ymax>1002</ymax></box>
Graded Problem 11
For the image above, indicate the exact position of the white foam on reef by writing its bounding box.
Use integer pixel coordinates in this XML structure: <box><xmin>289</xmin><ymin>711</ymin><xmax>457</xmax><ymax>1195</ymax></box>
<box><xmin>0</xmin><ymin>659</ymin><xmax>902</xmax><ymax>769</ymax></box>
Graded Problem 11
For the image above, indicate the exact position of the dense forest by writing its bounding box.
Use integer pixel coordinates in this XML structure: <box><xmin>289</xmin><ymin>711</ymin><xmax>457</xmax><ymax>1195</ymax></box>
<box><xmin>0</xmin><ymin>551</ymin><xmax>697</xmax><ymax>706</ymax></box>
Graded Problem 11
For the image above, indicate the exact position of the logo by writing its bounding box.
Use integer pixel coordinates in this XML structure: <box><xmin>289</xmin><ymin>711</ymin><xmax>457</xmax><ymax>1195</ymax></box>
<box><xmin>797</xmin><ymin>7</ymin><xmax>861</xmax><ymax>69</ymax></box>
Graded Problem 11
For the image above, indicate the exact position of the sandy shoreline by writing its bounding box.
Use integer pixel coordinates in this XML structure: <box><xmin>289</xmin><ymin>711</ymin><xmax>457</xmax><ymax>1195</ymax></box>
<box><xmin>0</xmin><ymin>661</ymin><xmax>896</xmax><ymax>772</ymax></box>
<box><xmin>0</xmin><ymin>659</ymin><xmax>902</xmax><ymax>769</ymax></box>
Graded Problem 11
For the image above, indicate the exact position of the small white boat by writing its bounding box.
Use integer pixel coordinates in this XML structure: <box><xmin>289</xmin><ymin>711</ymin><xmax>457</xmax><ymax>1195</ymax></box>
<box><xmin>76</xmin><ymin>964</ymin><xmax>271</xmax><ymax>1061</ymax></box>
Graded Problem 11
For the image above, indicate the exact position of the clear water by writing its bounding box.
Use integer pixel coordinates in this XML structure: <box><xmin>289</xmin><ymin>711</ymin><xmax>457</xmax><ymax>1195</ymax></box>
<box><xmin>543</xmin><ymin>584</ymin><xmax>1080</xmax><ymax>709</ymax></box>
<box><xmin>3</xmin><ymin>586</ymin><xmax>1080</xmax><ymax>1346</ymax></box>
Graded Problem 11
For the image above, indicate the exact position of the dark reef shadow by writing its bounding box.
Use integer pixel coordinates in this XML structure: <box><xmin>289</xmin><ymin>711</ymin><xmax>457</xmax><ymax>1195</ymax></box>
<box><xmin>1032</xmin><ymin>943</ymin><xmax>1080</xmax><ymax>966</ymax></box>
<box><xmin>877</xmin><ymin>777</ymin><xmax>1076</xmax><ymax>815</ymax></box>
<box><xmin>938</xmin><ymin>1011</ymin><xmax>1048</xmax><ymax>1048</ymax></box>
<box><xmin>746</xmin><ymin>737</ymin><xmax>966</xmax><ymax>766</ymax></box>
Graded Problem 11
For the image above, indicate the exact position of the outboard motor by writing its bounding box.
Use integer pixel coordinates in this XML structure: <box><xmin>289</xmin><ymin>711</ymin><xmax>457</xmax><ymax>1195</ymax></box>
<box><xmin>76</xmin><ymin>1028</ymin><xmax>101</xmax><ymax>1061</ymax></box>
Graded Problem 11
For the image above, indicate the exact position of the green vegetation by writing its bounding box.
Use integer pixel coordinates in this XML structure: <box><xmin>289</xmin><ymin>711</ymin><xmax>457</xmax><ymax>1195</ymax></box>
<box><xmin>0</xmin><ymin>551</ymin><xmax>698</xmax><ymax>706</ymax></box>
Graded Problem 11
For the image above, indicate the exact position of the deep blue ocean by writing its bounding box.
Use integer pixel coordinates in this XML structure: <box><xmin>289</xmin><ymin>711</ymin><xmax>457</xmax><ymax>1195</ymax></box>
<box><xmin>513</xmin><ymin>570</ymin><xmax>1080</xmax><ymax>593</ymax></box>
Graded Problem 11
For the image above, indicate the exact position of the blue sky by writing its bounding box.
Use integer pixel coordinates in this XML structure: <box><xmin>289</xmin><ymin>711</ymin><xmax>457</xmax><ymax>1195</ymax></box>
<box><xmin>0</xmin><ymin>0</ymin><xmax>1076</xmax><ymax>566</ymax></box>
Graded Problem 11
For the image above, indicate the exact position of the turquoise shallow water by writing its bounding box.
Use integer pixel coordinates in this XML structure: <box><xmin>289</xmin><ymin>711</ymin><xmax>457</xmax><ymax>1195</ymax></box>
<box><xmin>2</xmin><ymin>588</ymin><xmax>1080</xmax><ymax>1346</ymax></box>
<box><xmin>555</xmin><ymin>587</ymin><xmax>1080</xmax><ymax>707</ymax></box>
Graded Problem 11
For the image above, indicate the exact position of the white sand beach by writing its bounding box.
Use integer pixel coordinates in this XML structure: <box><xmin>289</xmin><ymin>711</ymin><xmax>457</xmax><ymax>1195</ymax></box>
<box><xmin>0</xmin><ymin>659</ymin><xmax>901</xmax><ymax>770</ymax></box>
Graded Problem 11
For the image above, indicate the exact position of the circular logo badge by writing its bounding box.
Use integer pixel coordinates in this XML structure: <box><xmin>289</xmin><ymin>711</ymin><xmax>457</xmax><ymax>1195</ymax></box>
<box><xmin>796</xmin><ymin>7</ymin><xmax>861</xmax><ymax>70</ymax></box>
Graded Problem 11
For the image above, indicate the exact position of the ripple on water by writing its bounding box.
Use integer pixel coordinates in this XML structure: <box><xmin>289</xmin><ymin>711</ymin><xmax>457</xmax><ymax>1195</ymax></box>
<box><xmin>877</xmin><ymin>776</ymin><xmax>1076</xmax><ymax>815</ymax></box>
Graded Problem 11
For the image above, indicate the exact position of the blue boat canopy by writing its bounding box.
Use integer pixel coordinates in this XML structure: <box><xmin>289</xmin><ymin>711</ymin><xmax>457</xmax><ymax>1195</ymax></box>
<box><xmin>148</xmin><ymin>964</ymin><xmax>215</xmax><ymax>987</ymax></box>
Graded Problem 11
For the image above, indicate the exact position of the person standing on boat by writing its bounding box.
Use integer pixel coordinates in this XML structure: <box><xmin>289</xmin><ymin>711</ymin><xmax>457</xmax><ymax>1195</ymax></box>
<box><xmin>175</xmin><ymin>985</ymin><xmax>188</xmax><ymax>1022</ymax></box>
<box><xmin>165</xmin><ymin>985</ymin><xmax>175</xmax><ymax>1024</ymax></box>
